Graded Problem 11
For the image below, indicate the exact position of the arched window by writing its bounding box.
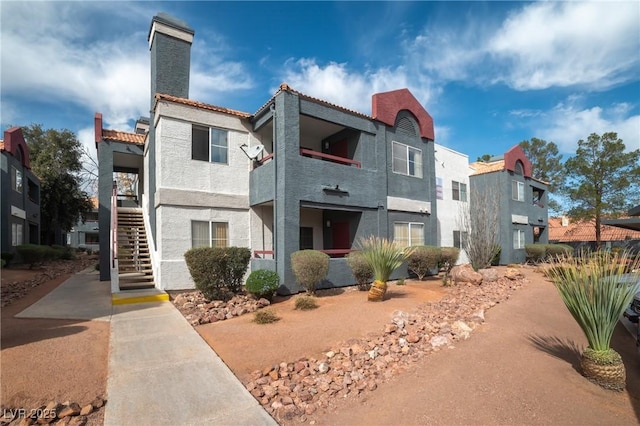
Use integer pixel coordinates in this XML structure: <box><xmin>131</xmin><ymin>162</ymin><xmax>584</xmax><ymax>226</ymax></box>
<box><xmin>394</xmin><ymin>111</ymin><xmax>418</xmax><ymax>137</ymax></box>
<box><xmin>16</xmin><ymin>145</ymin><xmax>24</xmax><ymax>164</ymax></box>
<box><xmin>514</xmin><ymin>160</ymin><xmax>524</xmax><ymax>176</ymax></box>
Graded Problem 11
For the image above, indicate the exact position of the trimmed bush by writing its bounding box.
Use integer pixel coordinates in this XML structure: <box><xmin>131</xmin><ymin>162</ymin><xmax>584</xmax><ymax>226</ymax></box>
<box><xmin>346</xmin><ymin>251</ymin><xmax>373</xmax><ymax>291</ymax></box>
<box><xmin>408</xmin><ymin>246</ymin><xmax>440</xmax><ymax>280</ymax></box>
<box><xmin>253</xmin><ymin>309</ymin><xmax>280</xmax><ymax>324</ymax></box>
<box><xmin>1</xmin><ymin>259</ymin><xmax>5</xmax><ymax>269</ymax></box>
<box><xmin>546</xmin><ymin>244</ymin><xmax>573</xmax><ymax>258</ymax></box>
<box><xmin>294</xmin><ymin>296</ymin><xmax>319</xmax><ymax>310</ymax></box>
<box><xmin>245</xmin><ymin>269</ymin><xmax>279</xmax><ymax>300</ymax></box>
<box><xmin>525</xmin><ymin>244</ymin><xmax>547</xmax><ymax>263</ymax></box>
<box><xmin>1</xmin><ymin>251</ymin><xmax>15</xmax><ymax>267</ymax></box>
<box><xmin>439</xmin><ymin>247</ymin><xmax>460</xmax><ymax>286</ymax></box>
<box><xmin>17</xmin><ymin>244</ymin><xmax>50</xmax><ymax>268</ymax></box>
<box><xmin>291</xmin><ymin>250</ymin><xmax>329</xmax><ymax>295</ymax></box>
<box><xmin>184</xmin><ymin>246</ymin><xmax>251</xmax><ymax>301</ymax></box>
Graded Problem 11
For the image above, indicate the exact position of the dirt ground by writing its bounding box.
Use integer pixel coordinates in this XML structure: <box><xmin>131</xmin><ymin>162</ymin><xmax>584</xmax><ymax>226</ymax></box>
<box><xmin>1</xmin><ymin>264</ymin><xmax>109</xmax><ymax>425</ymax></box>
<box><xmin>2</xmin><ymin>264</ymin><xmax>639</xmax><ymax>425</ymax></box>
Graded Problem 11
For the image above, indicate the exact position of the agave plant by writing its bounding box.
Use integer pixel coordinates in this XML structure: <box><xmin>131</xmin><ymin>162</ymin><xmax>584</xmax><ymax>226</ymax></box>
<box><xmin>359</xmin><ymin>236</ymin><xmax>414</xmax><ymax>302</ymax></box>
<box><xmin>546</xmin><ymin>250</ymin><xmax>640</xmax><ymax>391</ymax></box>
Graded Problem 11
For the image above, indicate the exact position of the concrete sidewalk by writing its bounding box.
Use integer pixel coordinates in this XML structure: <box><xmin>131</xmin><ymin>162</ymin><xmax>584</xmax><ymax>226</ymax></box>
<box><xmin>16</xmin><ymin>270</ymin><xmax>276</xmax><ymax>425</ymax></box>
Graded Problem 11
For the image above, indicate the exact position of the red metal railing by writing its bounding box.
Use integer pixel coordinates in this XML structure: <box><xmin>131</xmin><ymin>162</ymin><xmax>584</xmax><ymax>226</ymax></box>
<box><xmin>320</xmin><ymin>249</ymin><xmax>353</xmax><ymax>258</ymax></box>
<box><xmin>254</xmin><ymin>250</ymin><xmax>274</xmax><ymax>258</ymax></box>
<box><xmin>257</xmin><ymin>153</ymin><xmax>274</xmax><ymax>165</ymax></box>
<box><xmin>299</xmin><ymin>148</ymin><xmax>361</xmax><ymax>168</ymax></box>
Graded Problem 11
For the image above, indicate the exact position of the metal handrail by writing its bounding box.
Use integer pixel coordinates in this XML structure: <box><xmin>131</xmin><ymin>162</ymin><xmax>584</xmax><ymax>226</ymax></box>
<box><xmin>299</xmin><ymin>148</ymin><xmax>361</xmax><ymax>168</ymax></box>
<box><xmin>110</xmin><ymin>181</ymin><xmax>118</xmax><ymax>268</ymax></box>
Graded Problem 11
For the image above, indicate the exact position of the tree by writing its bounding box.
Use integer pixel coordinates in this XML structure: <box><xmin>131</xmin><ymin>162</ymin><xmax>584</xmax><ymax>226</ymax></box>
<box><xmin>21</xmin><ymin>124</ymin><xmax>93</xmax><ymax>245</ymax></box>
<box><xmin>476</xmin><ymin>154</ymin><xmax>493</xmax><ymax>162</ymax></box>
<box><xmin>458</xmin><ymin>184</ymin><xmax>501</xmax><ymax>270</ymax></box>
<box><xmin>564</xmin><ymin>132</ymin><xmax>640</xmax><ymax>249</ymax></box>
<box><xmin>519</xmin><ymin>138</ymin><xmax>565</xmax><ymax>213</ymax></box>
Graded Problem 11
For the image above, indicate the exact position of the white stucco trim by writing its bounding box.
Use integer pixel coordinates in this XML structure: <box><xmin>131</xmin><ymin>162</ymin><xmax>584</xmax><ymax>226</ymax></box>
<box><xmin>512</xmin><ymin>214</ymin><xmax>529</xmax><ymax>225</ymax></box>
<box><xmin>11</xmin><ymin>206</ymin><xmax>26</xmax><ymax>219</ymax></box>
<box><xmin>148</xmin><ymin>21</ymin><xmax>193</xmax><ymax>49</ymax></box>
<box><xmin>387</xmin><ymin>196</ymin><xmax>431</xmax><ymax>214</ymax></box>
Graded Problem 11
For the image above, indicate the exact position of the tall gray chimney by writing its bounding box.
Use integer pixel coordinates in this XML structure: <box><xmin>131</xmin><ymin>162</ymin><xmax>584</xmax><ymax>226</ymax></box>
<box><xmin>148</xmin><ymin>13</ymin><xmax>194</xmax><ymax>109</ymax></box>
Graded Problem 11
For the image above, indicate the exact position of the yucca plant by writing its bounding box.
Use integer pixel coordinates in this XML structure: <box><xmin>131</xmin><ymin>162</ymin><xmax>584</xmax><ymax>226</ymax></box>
<box><xmin>546</xmin><ymin>250</ymin><xmax>640</xmax><ymax>391</ymax></box>
<box><xmin>359</xmin><ymin>236</ymin><xmax>414</xmax><ymax>302</ymax></box>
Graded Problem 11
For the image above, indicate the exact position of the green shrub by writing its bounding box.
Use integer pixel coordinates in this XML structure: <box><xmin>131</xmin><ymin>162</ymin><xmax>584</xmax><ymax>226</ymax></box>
<box><xmin>184</xmin><ymin>246</ymin><xmax>251</xmax><ymax>301</ymax></box>
<box><xmin>95</xmin><ymin>263</ymin><xmax>100</xmax><ymax>271</ymax></box>
<box><xmin>408</xmin><ymin>246</ymin><xmax>440</xmax><ymax>280</ymax></box>
<box><xmin>253</xmin><ymin>309</ymin><xmax>280</xmax><ymax>324</ymax></box>
<box><xmin>396</xmin><ymin>277</ymin><xmax>405</xmax><ymax>286</ymax></box>
<box><xmin>546</xmin><ymin>244</ymin><xmax>573</xmax><ymax>258</ymax></box>
<box><xmin>52</xmin><ymin>245</ymin><xmax>75</xmax><ymax>260</ymax></box>
<box><xmin>245</xmin><ymin>269</ymin><xmax>279</xmax><ymax>300</ymax></box>
<box><xmin>17</xmin><ymin>244</ymin><xmax>51</xmax><ymax>268</ymax></box>
<box><xmin>490</xmin><ymin>244</ymin><xmax>502</xmax><ymax>266</ymax></box>
<box><xmin>346</xmin><ymin>251</ymin><xmax>373</xmax><ymax>291</ymax></box>
<box><xmin>294</xmin><ymin>296</ymin><xmax>318</xmax><ymax>310</ymax></box>
<box><xmin>1</xmin><ymin>259</ymin><xmax>5</xmax><ymax>269</ymax></box>
<box><xmin>1</xmin><ymin>251</ymin><xmax>15</xmax><ymax>266</ymax></box>
<box><xmin>439</xmin><ymin>247</ymin><xmax>460</xmax><ymax>286</ymax></box>
<box><xmin>291</xmin><ymin>250</ymin><xmax>329</xmax><ymax>295</ymax></box>
<box><xmin>525</xmin><ymin>244</ymin><xmax>547</xmax><ymax>263</ymax></box>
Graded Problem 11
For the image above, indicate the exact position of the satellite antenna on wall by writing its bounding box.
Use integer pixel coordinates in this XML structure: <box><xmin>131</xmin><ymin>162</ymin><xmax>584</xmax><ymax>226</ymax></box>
<box><xmin>240</xmin><ymin>144</ymin><xmax>265</xmax><ymax>160</ymax></box>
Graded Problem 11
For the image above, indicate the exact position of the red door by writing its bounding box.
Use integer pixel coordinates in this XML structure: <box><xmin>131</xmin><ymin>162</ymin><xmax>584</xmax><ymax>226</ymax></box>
<box><xmin>332</xmin><ymin>221</ymin><xmax>350</xmax><ymax>257</ymax></box>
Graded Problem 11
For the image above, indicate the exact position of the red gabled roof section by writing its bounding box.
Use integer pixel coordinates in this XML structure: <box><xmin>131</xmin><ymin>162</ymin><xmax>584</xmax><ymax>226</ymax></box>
<box><xmin>154</xmin><ymin>93</ymin><xmax>252</xmax><ymax>118</ymax></box>
<box><xmin>372</xmin><ymin>88</ymin><xmax>435</xmax><ymax>141</ymax></box>
<box><xmin>548</xmin><ymin>217</ymin><xmax>640</xmax><ymax>242</ymax></box>
<box><xmin>504</xmin><ymin>145</ymin><xmax>532</xmax><ymax>178</ymax></box>
<box><xmin>3</xmin><ymin>127</ymin><xmax>31</xmax><ymax>169</ymax></box>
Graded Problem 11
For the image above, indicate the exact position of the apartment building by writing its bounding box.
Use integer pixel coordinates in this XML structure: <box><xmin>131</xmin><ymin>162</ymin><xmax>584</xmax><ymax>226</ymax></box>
<box><xmin>0</xmin><ymin>127</ymin><xmax>40</xmax><ymax>253</ymax></box>
<box><xmin>97</xmin><ymin>13</ymin><xmax>439</xmax><ymax>294</ymax></box>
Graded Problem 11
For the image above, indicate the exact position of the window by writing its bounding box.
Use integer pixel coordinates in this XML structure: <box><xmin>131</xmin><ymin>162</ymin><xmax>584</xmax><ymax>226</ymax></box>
<box><xmin>453</xmin><ymin>230</ymin><xmax>468</xmax><ymax>249</ymax></box>
<box><xmin>452</xmin><ymin>181</ymin><xmax>467</xmax><ymax>202</ymax></box>
<box><xmin>192</xmin><ymin>125</ymin><xmax>228</xmax><ymax>164</ymax></box>
<box><xmin>11</xmin><ymin>167</ymin><xmax>22</xmax><ymax>193</ymax></box>
<box><xmin>394</xmin><ymin>222</ymin><xmax>424</xmax><ymax>247</ymax></box>
<box><xmin>512</xmin><ymin>180</ymin><xmax>525</xmax><ymax>202</ymax></box>
<box><xmin>299</xmin><ymin>227</ymin><xmax>314</xmax><ymax>250</ymax></box>
<box><xmin>513</xmin><ymin>229</ymin><xmax>526</xmax><ymax>249</ymax></box>
<box><xmin>85</xmin><ymin>233</ymin><xmax>100</xmax><ymax>244</ymax></box>
<box><xmin>514</xmin><ymin>160</ymin><xmax>524</xmax><ymax>176</ymax></box>
<box><xmin>11</xmin><ymin>223</ymin><xmax>23</xmax><ymax>246</ymax></box>
<box><xmin>392</xmin><ymin>142</ymin><xmax>422</xmax><ymax>178</ymax></box>
<box><xmin>27</xmin><ymin>178</ymin><xmax>39</xmax><ymax>204</ymax></box>
<box><xmin>436</xmin><ymin>177</ymin><xmax>443</xmax><ymax>200</ymax></box>
<box><xmin>191</xmin><ymin>221</ymin><xmax>228</xmax><ymax>248</ymax></box>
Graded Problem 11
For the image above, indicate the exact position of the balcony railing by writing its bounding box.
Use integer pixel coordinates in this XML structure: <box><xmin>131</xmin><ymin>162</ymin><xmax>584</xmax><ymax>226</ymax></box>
<box><xmin>255</xmin><ymin>150</ymin><xmax>361</xmax><ymax>168</ymax></box>
<box><xmin>320</xmin><ymin>249</ymin><xmax>353</xmax><ymax>258</ymax></box>
<box><xmin>254</xmin><ymin>250</ymin><xmax>274</xmax><ymax>259</ymax></box>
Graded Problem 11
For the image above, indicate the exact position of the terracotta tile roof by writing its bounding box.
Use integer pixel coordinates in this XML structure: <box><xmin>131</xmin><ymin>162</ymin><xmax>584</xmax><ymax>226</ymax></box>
<box><xmin>154</xmin><ymin>93</ymin><xmax>252</xmax><ymax>118</ymax></box>
<box><xmin>469</xmin><ymin>160</ymin><xmax>505</xmax><ymax>175</ymax></box>
<box><xmin>548</xmin><ymin>216</ymin><xmax>640</xmax><ymax>242</ymax></box>
<box><xmin>0</xmin><ymin>141</ymin><xmax>4</xmax><ymax>151</ymax></box>
<box><xmin>102</xmin><ymin>129</ymin><xmax>145</xmax><ymax>145</ymax></box>
<box><xmin>90</xmin><ymin>196</ymin><xmax>99</xmax><ymax>209</ymax></box>
<box><xmin>254</xmin><ymin>83</ymin><xmax>373</xmax><ymax>120</ymax></box>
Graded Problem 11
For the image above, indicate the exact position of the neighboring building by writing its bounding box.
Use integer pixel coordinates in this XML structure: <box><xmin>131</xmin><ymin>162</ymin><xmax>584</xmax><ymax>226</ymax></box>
<box><xmin>0</xmin><ymin>127</ymin><xmax>41</xmax><ymax>253</ymax></box>
<box><xmin>434</xmin><ymin>144</ymin><xmax>470</xmax><ymax>264</ymax></box>
<box><xmin>550</xmin><ymin>215</ymin><xmax>640</xmax><ymax>253</ymax></box>
<box><xmin>67</xmin><ymin>197</ymin><xmax>100</xmax><ymax>252</ymax></box>
<box><xmin>97</xmin><ymin>13</ymin><xmax>438</xmax><ymax>294</ymax></box>
<box><xmin>469</xmin><ymin>145</ymin><xmax>549</xmax><ymax>264</ymax></box>
<box><xmin>603</xmin><ymin>205</ymin><xmax>640</xmax><ymax>232</ymax></box>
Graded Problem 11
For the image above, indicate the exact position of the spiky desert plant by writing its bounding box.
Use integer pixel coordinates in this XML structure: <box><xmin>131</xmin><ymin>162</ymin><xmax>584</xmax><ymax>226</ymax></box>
<box><xmin>546</xmin><ymin>250</ymin><xmax>640</xmax><ymax>391</ymax></box>
<box><xmin>359</xmin><ymin>236</ymin><xmax>414</xmax><ymax>302</ymax></box>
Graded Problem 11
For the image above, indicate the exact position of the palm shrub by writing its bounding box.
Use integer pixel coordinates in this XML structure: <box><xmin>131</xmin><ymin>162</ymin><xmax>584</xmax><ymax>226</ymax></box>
<box><xmin>245</xmin><ymin>269</ymin><xmax>279</xmax><ymax>300</ymax></box>
<box><xmin>359</xmin><ymin>236</ymin><xmax>413</xmax><ymax>302</ymax></box>
<box><xmin>546</xmin><ymin>250</ymin><xmax>640</xmax><ymax>391</ymax></box>
<box><xmin>439</xmin><ymin>247</ymin><xmax>460</xmax><ymax>286</ymax></box>
<box><xmin>290</xmin><ymin>250</ymin><xmax>329</xmax><ymax>295</ymax></box>
<box><xmin>346</xmin><ymin>251</ymin><xmax>373</xmax><ymax>291</ymax></box>
<box><xmin>408</xmin><ymin>246</ymin><xmax>440</xmax><ymax>280</ymax></box>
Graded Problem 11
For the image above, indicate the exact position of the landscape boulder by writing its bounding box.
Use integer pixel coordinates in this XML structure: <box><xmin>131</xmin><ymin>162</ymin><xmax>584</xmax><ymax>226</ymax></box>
<box><xmin>450</xmin><ymin>264</ymin><xmax>483</xmax><ymax>285</ymax></box>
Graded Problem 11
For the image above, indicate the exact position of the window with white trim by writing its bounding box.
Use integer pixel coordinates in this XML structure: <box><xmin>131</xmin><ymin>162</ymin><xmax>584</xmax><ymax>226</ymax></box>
<box><xmin>191</xmin><ymin>221</ymin><xmax>229</xmax><ymax>248</ymax></box>
<box><xmin>453</xmin><ymin>230</ymin><xmax>468</xmax><ymax>249</ymax></box>
<box><xmin>452</xmin><ymin>181</ymin><xmax>467</xmax><ymax>202</ymax></box>
<box><xmin>192</xmin><ymin>125</ymin><xmax>228</xmax><ymax>164</ymax></box>
<box><xmin>394</xmin><ymin>222</ymin><xmax>424</xmax><ymax>247</ymax></box>
<box><xmin>392</xmin><ymin>142</ymin><xmax>422</xmax><ymax>178</ymax></box>
<box><xmin>513</xmin><ymin>229</ymin><xmax>526</xmax><ymax>249</ymax></box>
<box><xmin>512</xmin><ymin>180</ymin><xmax>525</xmax><ymax>202</ymax></box>
<box><xmin>11</xmin><ymin>167</ymin><xmax>22</xmax><ymax>193</ymax></box>
<box><xmin>11</xmin><ymin>223</ymin><xmax>23</xmax><ymax>246</ymax></box>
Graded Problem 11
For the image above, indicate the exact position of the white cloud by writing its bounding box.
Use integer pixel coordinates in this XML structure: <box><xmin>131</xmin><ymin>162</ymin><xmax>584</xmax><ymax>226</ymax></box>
<box><xmin>279</xmin><ymin>58</ymin><xmax>437</xmax><ymax>115</ymax></box>
<box><xmin>538</xmin><ymin>101</ymin><xmax>640</xmax><ymax>153</ymax></box>
<box><xmin>488</xmin><ymin>2</ymin><xmax>640</xmax><ymax>90</ymax></box>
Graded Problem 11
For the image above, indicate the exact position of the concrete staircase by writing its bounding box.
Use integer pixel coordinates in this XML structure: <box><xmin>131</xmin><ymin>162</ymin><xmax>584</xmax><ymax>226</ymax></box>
<box><xmin>117</xmin><ymin>208</ymin><xmax>154</xmax><ymax>290</ymax></box>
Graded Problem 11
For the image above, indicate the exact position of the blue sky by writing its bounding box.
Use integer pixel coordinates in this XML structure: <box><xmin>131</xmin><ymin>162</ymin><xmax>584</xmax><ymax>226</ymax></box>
<box><xmin>2</xmin><ymin>1</ymin><xmax>639</xmax><ymax>165</ymax></box>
